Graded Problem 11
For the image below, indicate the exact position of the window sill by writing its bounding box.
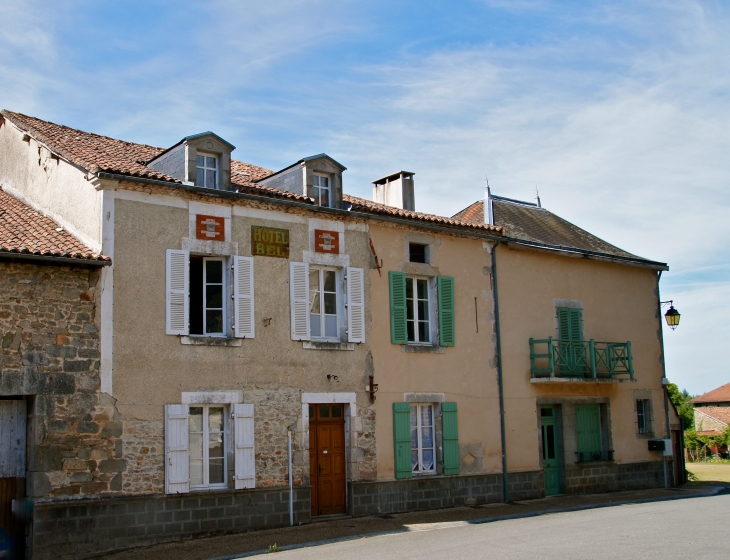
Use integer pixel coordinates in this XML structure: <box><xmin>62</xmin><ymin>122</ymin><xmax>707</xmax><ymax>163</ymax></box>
<box><xmin>303</xmin><ymin>341</ymin><xmax>355</xmax><ymax>351</ymax></box>
<box><xmin>181</xmin><ymin>336</ymin><xmax>243</xmax><ymax>347</ymax></box>
<box><xmin>401</xmin><ymin>345</ymin><xmax>445</xmax><ymax>354</ymax></box>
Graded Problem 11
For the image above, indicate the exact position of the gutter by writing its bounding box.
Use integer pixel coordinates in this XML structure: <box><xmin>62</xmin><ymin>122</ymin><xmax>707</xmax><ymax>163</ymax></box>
<box><xmin>95</xmin><ymin>172</ymin><xmax>506</xmax><ymax>243</ymax></box>
<box><xmin>491</xmin><ymin>242</ymin><xmax>509</xmax><ymax>503</ymax></box>
<box><xmin>0</xmin><ymin>251</ymin><xmax>110</xmax><ymax>267</ymax></box>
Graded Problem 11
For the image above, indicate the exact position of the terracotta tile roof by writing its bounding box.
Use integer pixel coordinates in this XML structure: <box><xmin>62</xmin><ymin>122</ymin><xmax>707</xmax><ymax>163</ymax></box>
<box><xmin>344</xmin><ymin>195</ymin><xmax>503</xmax><ymax>234</ymax></box>
<box><xmin>0</xmin><ymin>187</ymin><xmax>109</xmax><ymax>262</ymax></box>
<box><xmin>696</xmin><ymin>430</ymin><xmax>723</xmax><ymax>436</ymax></box>
<box><xmin>695</xmin><ymin>407</ymin><xmax>730</xmax><ymax>426</ymax></box>
<box><xmin>692</xmin><ymin>382</ymin><xmax>730</xmax><ymax>405</ymax></box>
<box><xmin>452</xmin><ymin>198</ymin><xmax>661</xmax><ymax>264</ymax></box>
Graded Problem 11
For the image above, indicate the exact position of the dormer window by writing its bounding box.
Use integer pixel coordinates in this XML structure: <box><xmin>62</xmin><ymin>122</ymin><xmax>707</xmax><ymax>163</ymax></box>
<box><xmin>196</xmin><ymin>153</ymin><xmax>219</xmax><ymax>189</ymax></box>
<box><xmin>313</xmin><ymin>174</ymin><xmax>331</xmax><ymax>207</ymax></box>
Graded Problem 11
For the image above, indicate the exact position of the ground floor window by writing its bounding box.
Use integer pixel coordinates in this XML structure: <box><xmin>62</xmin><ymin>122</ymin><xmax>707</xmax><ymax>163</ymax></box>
<box><xmin>189</xmin><ymin>405</ymin><xmax>227</xmax><ymax>488</ymax></box>
<box><xmin>411</xmin><ymin>403</ymin><xmax>436</xmax><ymax>474</ymax></box>
<box><xmin>636</xmin><ymin>399</ymin><xmax>652</xmax><ymax>434</ymax></box>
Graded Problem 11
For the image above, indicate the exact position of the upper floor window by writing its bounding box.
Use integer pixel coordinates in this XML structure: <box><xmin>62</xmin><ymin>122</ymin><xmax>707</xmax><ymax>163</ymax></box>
<box><xmin>196</xmin><ymin>153</ymin><xmax>219</xmax><ymax>189</ymax></box>
<box><xmin>406</xmin><ymin>277</ymin><xmax>430</xmax><ymax>344</ymax></box>
<box><xmin>313</xmin><ymin>174</ymin><xmax>331</xmax><ymax>207</ymax></box>
<box><xmin>309</xmin><ymin>266</ymin><xmax>339</xmax><ymax>340</ymax></box>
<box><xmin>190</xmin><ymin>256</ymin><xmax>226</xmax><ymax>336</ymax></box>
<box><xmin>409</xmin><ymin>243</ymin><xmax>428</xmax><ymax>263</ymax></box>
<box><xmin>189</xmin><ymin>405</ymin><xmax>227</xmax><ymax>489</ymax></box>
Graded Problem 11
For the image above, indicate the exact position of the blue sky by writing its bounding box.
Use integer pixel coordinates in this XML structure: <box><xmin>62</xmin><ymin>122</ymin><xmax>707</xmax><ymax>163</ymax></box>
<box><xmin>2</xmin><ymin>0</ymin><xmax>728</xmax><ymax>395</ymax></box>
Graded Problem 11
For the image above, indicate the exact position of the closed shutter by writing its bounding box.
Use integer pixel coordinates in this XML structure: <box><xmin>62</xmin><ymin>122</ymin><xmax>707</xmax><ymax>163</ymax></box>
<box><xmin>165</xmin><ymin>404</ymin><xmax>190</xmax><ymax>494</ymax></box>
<box><xmin>575</xmin><ymin>404</ymin><xmax>602</xmax><ymax>457</ymax></box>
<box><xmin>290</xmin><ymin>261</ymin><xmax>310</xmax><ymax>340</ymax></box>
<box><xmin>389</xmin><ymin>272</ymin><xmax>407</xmax><ymax>344</ymax></box>
<box><xmin>233</xmin><ymin>256</ymin><xmax>255</xmax><ymax>338</ymax></box>
<box><xmin>437</xmin><ymin>276</ymin><xmax>455</xmax><ymax>347</ymax></box>
<box><xmin>557</xmin><ymin>307</ymin><xmax>582</xmax><ymax>341</ymax></box>
<box><xmin>346</xmin><ymin>267</ymin><xmax>365</xmax><ymax>343</ymax></box>
<box><xmin>166</xmin><ymin>249</ymin><xmax>189</xmax><ymax>335</ymax></box>
<box><xmin>0</xmin><ymin>400</ymin><xmax>26</xmax><ymax>478</ymax></box>
<box><xmin>233</xmin><ymin>403</ymin><xmax>255</xmax><ymax>489</ymax></box>
<box><xmin>442</xmin><ymin>402</ymin><xmax>460</xmax><ymax>475</ymax></box>
<box><xmin>393</xmin><ymin>402</ymin><xmax>412</xmax><ymax>479</ymax></box>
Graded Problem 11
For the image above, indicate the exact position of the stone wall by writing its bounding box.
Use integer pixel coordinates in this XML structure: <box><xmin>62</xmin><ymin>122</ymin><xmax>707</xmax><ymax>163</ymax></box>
<box><xmin>0</xmin><ymin>260</ymin><xmax>123</xmax><ymax>498</ymax></box>
<box><xmin>565</xmin><ymin>460</ymin><xmax>666</xmax><ymax>494</ymax></box>
<box><xmin>31</xmin><ymin>486</ymin><xmax>311</xmax><ymax>560</ymax></box>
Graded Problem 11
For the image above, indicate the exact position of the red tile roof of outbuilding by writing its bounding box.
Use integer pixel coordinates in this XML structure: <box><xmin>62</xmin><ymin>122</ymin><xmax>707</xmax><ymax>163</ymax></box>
<box><xmin>692</xmin><ymin>382</ymin><xmax>730</xmax><ymax>405</ymax></box>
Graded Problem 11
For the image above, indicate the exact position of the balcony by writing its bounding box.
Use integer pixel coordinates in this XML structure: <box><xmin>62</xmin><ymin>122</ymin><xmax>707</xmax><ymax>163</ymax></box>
<box><xmin>529</xmin><ymin>338</ymin><xmax>634</xmax><ymax>382</ymax></box>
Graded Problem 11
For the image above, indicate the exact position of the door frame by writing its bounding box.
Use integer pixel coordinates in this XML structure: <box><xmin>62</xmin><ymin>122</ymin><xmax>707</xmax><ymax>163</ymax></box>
<box><xmin>538</xmin><ymin>403</ymin><xmax>564</xmax><ymax>496</ymax></box>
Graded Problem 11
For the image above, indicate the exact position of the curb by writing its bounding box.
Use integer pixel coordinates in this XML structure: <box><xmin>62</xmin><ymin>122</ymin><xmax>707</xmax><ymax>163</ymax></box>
<box><xmin>209</xmin><ymin>486</ymin><xmax>725</xmax><ymax>559</ymax></box>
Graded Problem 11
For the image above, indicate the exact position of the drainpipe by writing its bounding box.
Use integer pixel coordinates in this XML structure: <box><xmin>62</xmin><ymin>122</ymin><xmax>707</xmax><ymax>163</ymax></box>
<box><xmin>656</xmin><ymin>271</ymin><xmax>671</xmax><ymax>488</ymax></box>
<box><xmin>491</xmin><ymin>242</ymin><xmax>509</xmax><ymax>502</ymax></box>
<box><xmin>288</xmin><ymin>431</ymin><xmax>294</xmax><ymax>526</ymax></box>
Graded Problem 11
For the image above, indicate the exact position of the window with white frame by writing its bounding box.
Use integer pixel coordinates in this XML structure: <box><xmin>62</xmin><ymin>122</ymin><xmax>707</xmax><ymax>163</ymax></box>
<box><xmin>309</xmin><ymin>266</ymin><xmax>339</xmax><ymax>340</ymax></box>
<box><xmin>313</xmin><ymin>174</ymin><xmax>331</xmax><ymax>207</ymax></box>
<box><xmin>411</xmin><ymin>403</ymin><xmax>436</xmax><ymax>474</ymax></box>
<box><xmin>166</xmin><ymin>251</ymin><xmax>255</xmax><ymax>339</ymax></box>
<box><xmin>636</xmin><ymin>399</ymin><xmax>652</xmax><ymax>435</ymax></box>
<box><xmin>406</xmin><ymin>276</ymin><xmax>431</xmax><ymax>343</ymax></box>
<box><xmin>189</xmin><ymin>405</ymin><xmax>227</xmax><ymax>488</ymax></box>
<box><xmin>196</xmin><ymin>153</ymin><xmax>219</xmax><ymax>189</ymax></box>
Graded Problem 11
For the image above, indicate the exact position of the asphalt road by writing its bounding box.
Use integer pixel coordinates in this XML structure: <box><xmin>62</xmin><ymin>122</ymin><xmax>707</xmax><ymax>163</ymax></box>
<box><xmin>272</xmin><ymin>494</ymin><xmax>730</xmax><ymax>559</ymax></box>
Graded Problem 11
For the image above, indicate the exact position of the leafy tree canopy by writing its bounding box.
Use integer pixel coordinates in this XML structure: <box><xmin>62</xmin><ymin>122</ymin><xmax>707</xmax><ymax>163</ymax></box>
<box><xmin>666</xmin><ymin>382</ymin><xmax>694</xmax><ymax>430</ymax></box>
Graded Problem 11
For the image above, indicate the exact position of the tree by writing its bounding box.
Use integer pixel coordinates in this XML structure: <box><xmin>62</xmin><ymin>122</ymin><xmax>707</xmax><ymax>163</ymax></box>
<box><xmin>666</xmin><ymin>382</ymin><xmax>694</xmax><ymax>430</ymax></box>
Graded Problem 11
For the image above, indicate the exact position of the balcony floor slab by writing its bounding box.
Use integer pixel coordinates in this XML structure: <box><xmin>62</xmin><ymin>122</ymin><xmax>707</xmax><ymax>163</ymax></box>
<box><xmin>530</xmin><ymin>377</ymin><xmax>635</xmax><ymax>383</ymax></box>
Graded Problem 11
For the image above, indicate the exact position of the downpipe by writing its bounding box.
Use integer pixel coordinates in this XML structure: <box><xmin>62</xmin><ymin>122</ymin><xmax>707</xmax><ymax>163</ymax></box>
<box><xmin>288</xmin><ymin>430</ymin><xmax>294</xmax><ymax>526</ymax></box>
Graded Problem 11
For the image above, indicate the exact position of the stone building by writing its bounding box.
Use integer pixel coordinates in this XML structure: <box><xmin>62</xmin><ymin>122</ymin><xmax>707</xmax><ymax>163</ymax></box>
<box><xmin>0</xmin><ymin>109</ymin><xmax>682</xmax><ymax>559</ymax></box>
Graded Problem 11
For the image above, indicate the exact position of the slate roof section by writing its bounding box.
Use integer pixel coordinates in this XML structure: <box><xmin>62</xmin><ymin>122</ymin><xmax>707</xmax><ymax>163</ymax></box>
<box><xmin>452</xmin><ymin>197</ymin><xmax>665</xmax><ymax>267</ymax></box>
<box><xmin>695</xmin><ymin>407</ymin><xmax>730</xmax><ymax>427</ymax></box>
<box><xmin>692</xmin><ymin>382</ymin><xmax>730</xmax><ymax>405</ymax></box>
<box><xmin>0</xmin><ymin>187</ymin><xmax>109</xmax><ymax>263</ymax></box>
<box><xmin>344</xmin><ymin>194</ymin><xmax>503</xmax><ymax>234</ymax></box>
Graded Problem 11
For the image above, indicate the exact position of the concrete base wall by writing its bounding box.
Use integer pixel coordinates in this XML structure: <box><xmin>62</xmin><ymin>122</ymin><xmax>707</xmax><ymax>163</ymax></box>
<box><xmin>565</xmin><ymin>460</ymin><xmax>667</xmax><ymax>494</ymax></box>
<box><xmin>31</xmin><ymin>486</ymin><xmax>311</xmax><ymax>560</ymax></box>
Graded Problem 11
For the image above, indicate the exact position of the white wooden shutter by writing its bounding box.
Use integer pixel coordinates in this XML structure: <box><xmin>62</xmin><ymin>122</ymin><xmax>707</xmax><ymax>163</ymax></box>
<box><xmin>166</xmin><ymin>249</ymin><xmax>189</xmax><ymax>335</ymax></box>
<box><xmin>165</xmin><ymin>404</ymin><xmax>190</xmax><ymax>494</ymax></box>
<box><xmin>233</xmin><ymin>256</ymin><xmax>255</xmax><ymax>338</ymax></box>
<box><xmin>346</xmin><ymin>267</ymin><xmax>365</xmax><ymax>343</ymax></box>
<box><xmin>289</xmin><ymin>261</ymin><xmax>310</xmax><ymax>340</ymax></box>
<box><xmin>233</xmin><ymin>403</ymin><xmax>255</xmax><ymax>489</ymax></box>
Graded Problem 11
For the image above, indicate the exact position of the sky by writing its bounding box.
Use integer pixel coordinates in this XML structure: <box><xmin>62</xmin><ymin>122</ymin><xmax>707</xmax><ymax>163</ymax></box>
<box><xmin>1</xmin><ymin>0</ymin><xmax>728</xmax><ymax>395</ymax></box>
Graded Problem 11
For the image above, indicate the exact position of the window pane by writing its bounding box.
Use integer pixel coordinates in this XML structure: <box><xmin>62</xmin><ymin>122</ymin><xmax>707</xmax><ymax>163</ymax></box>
<box><xmin>406</xmin><ymin>278</ymin><xmax>414</xmax><ymax>299</ymax></box>
<box><xmin>209</xmin><ymin>434</ymin><xmax>224</xmax><ymax>459</ymax></box>
<box><xmin>323</xmin><ymin>270</ymin><xmax>336</xmax><ymax>292</ymax></box>
<box><xmin>411</xmin><ymin>427</ymin><xmax>418</xmax><ymax>447</ymax></box>
<box><xmin>421</xmin><ymin>405</ymin><xmax>433</xmax><ymax>427</ymax></box>
<box><xmin>309</xmin><ymin>269</ymin><xmax>320</xmax><ymax>290</ymax></box>
<box><xmin>209</xmin><ymin>407</ymin><xmax>224</xmax><ymax>432</ymax></box>
<box><xmin>206</xmin><ymin>310</ymin><xmax>223</xmax><ymax>333</ymax></box>
<box><xmin>319</xmin><ymin>405</ymin><xmax>329</xmax><ymax>418</ymax></box>
<box><xmin>321</xmin><ymin>177</ymin><xmax>329</xmax><ymax>187</ymax></box>
<box><xmin>309</xmin><ymin>405</ymin><xmax>314</xmax><ymax>418</ymax></box>
<box><xmin>319</xmin><ymin>190</ymin><xmax>329</xmax><ymax>207</ymax></box>
<box><xmin>206</xmin><ymin>260</ymin><xmax>223</xmax><ymax>283</ymax></box>
<box><xmin>410</xmin><ymin>405</ymin><xmax>417</xmax><ymax>426</ymax></box>
<box><xmin>332</xmin><ymin>405</ymin><xmax>342</xmax><ymax>418</ymax></box>
<box><xmin>406</xmin><ymin>300</ymin><xmax>415</xmax><ymax>320</ymax></box>
<box><xmin>209</xmin><ymin>458</ymin><xmax>224</xmax><ymax>484</ymax></box>
<box><xmin>324</xmin><ymin>293</ymin><xmax>337</xmax><ymax>315</ymax></box>
<box><xmin>310</xmin><ymin>314</ymin><xmax>322</xmax><ymax>338</ymax></box>
<box><xmin>411</xmin><ymin>449</ymin><xmax>418</xmax><ymax>470</ymax></box>
<box><xmin>206</xmin><ymin>285</ymin><xmax>223</xmax><ymax>308</ymax></box>
<box><xmin>417</xmin><ymin>279</ymin><xmax>428</xmax><ymax>300</ymax></box>
<box><xmin>190</xmin><ymin>459</ymin><xmax>204</xmax><ymax>486</ymax></box>
<box><xmin>324</xmin><ymin>314</ymin><xmax>337</xmax><ymax>338</ymax></box>
<box><xmin>407</xmin><ymin>321</ymin><xmax>415</xmax><ymax>342</ymax></box>
<box><xmin>418</xmin><ymin>321</ymin><xmax>430</xmax><ymax>343</ymax></box>
<box><xmin>422</xmin><ymin>449</ymin><xmax>434</xmax><ymax>471</ymax></box>
<box><xmin>189</xmin><ymin>433</ymin><xmax>203</xmax><ymax>459</ymax></box>
<box><xmin>206</xmin><ymin>170</ymin><xmax>217</xmax><ymax>189</ymax></box>
<box><xmin>206</xmin><ymin>156</ymin><xmax>216</xmax><ymax>168</ymax></box>
<box><xmin>417</xmin><ymin>300</ymin><xmax>429</xmax><ymax>321</ymax></box>
<box><xmin>196</xmin><ymin>168</ymin><xmax>204</xmax><ymax>186</ymax></box>
<box><xmin>421</xmin><ymin>427</ymin><xmax>433</xmax><ymax>448</ymax></box>
<box><xmin>309</xmin><ymin>292</ymin><xmax>321</xmax><ymax>314</ymax></box>
<box><xmin>196</xmin><ymin>155</ymin><xmax>204</xmax><ymax>167</ymax></box>
<box><xmin>313</xmin><ymin>176</ymin><xmax>320</xmax><ymax>187</ymax></box>
<box><xmin>189</xmin><ymin>407</ymin><xmax>203</xmax><ymax>432</ymax></box>
<box><xmin>546</xmin><ymin>425</ymin><xmax>555</xmax><ymax>459</ymax></box>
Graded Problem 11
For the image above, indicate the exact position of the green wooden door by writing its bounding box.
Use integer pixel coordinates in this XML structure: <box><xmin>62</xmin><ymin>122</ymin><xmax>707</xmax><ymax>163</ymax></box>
<box><xmin>557</xmin><ymin>307</ymin><xmax>584</xmax><ymax>376</ymax></box>
<box><xmin>541</xmin><ymin>405</ymin><xmax>560</xmax><ymax>496</ymax></box>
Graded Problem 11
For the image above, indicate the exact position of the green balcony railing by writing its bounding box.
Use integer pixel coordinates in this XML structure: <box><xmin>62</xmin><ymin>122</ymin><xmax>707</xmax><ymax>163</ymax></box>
<box><xmin>529</xmin><ymin>337</ymin><xmax>634</xmax><ymax>380</ymax></box>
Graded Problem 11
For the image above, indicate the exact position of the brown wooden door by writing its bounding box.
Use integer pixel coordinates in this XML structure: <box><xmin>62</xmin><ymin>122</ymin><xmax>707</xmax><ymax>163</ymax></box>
<box><xmin>309</xmin><ymin>404</ymin><xmax>346</xmax><ymax>516</ymax></box>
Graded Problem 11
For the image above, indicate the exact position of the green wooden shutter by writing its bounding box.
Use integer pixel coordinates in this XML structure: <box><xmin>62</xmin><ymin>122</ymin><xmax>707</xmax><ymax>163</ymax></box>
<box><xmin>575</xmin><ymin>404</ymin><xmax>602</xmax><ymax>458</ymax></box>
<box><xmin>442</xmin><ymin>402</ymin><xmax>459</xmax><ymax>475</ymax></box>
<box><xmin>393</xmin><ymin>402</ymin><xmax>412</xmax><ymax>479</ymax></box>
<box><xmin>438</xmin><ymin>276</ymin><xmax>455</xmax><ymax>347</ymax></box>
<box><xmin>557</xmin><ymin>307</ymin><xmax>582</xmax><ymax>341</ymax></box>
<box><xmin>389</xmin><ymin>272</ymin><xmax>408</xmax><ymax>344</ymax></box>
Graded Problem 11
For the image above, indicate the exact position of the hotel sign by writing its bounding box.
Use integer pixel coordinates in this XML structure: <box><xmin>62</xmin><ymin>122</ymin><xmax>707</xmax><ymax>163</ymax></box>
<box><xmin>251</xmin><ymin>226</ymin><xmax>290</xmax><ymax>258</ymax></box>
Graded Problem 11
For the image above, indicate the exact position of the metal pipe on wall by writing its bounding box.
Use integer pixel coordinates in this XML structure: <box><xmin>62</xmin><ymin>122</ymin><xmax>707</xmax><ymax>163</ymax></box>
<box><xmin>491</xmin><ymin>242</ymin><xmax>509</xmax><ymax>503</ymax></box>
<box><xmin>288</xmin><ymin>431</ymin><xmax>293</xmax><ymax>526</ymax></box>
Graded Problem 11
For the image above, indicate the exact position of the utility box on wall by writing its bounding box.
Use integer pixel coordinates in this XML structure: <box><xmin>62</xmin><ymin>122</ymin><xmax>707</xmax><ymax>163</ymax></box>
<box><xmin>648</xmin><ymin>439</ymin><xmax>673</xmax><ymax>456</ymax></box>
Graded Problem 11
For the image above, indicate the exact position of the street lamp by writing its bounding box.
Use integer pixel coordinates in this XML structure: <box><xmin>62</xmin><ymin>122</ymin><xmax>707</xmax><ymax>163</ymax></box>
<box><xmin>661</xmin><ymin>300</ymin><xmax>681</xmax><ymax>330</ymax></box>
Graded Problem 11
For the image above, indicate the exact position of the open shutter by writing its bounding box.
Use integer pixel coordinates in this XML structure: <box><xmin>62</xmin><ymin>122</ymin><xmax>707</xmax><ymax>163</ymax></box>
<box><xmin>557</xmin><ymin>307</ymin><xmax>582</xmax><ymax>341</ymax></box>
<box><xmin>166</xmin><ymin>249</ymin><xmax>189</xmax><ymax>335</ymax></box>
<box><xmin>442</xmin><ymin>402</ymin><xmax>460</xmax><ymax>475</ymax></box>
<box><xmin>233</xmin><ymin>256</ymin><xmax>255</xmax><ymax>338</ymax></box>
<box><xmin>233</xmin><ymin>403</ymin><xmax>255</xmax><ymax>489</ymax></box>
<box><xmin>346</xmin><ymin>267</ymin><xmax>365</xmax><ymax>343</ymax></box>
<box><xmin>165</xmin><ymin>404</ymin><xmax>190</xmax><ymax>494</ymax></box>
<box><xmin>389</xmin><ymin>272</ymin><xmax>407</xmax><ymax>344</ymax></box>
<box><xmin>393</xmin><ymin>402</ymin><xmax>412</xmax><ymax>479</ymax></box>
<box><xmin>290</xmin><ymin>262</ymin><xmax>310</xmax><ymax>340</ymax></box>
<box><xmin>438</xmin><ymin>276</ymin><xmax>455</xmax><ymax>347</ymax></box>
<box><xmin>575</xmin><ymin>404</ymin><xmax>602</xmax><ymax>457</ymax></box>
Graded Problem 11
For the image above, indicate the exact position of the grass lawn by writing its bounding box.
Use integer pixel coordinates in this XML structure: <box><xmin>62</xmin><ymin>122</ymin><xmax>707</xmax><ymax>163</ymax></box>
<box><xmin>686</xmin><ymin>462</ymin><xmax>730</xmax><ymax>484</ymax></box>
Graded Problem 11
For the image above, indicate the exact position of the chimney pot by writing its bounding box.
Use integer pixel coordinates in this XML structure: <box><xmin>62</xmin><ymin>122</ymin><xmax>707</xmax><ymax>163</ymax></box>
<box><xmin>372</xmin><ymin>171</ymin><xmax>415</xmax><ymax>211</ymax></box>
